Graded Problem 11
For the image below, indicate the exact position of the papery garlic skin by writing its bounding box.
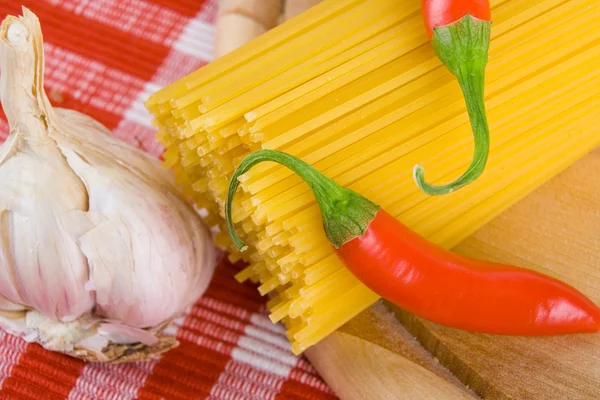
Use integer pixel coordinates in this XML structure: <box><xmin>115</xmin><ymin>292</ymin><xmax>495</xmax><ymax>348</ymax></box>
<box><xmin>0</xmin><ymin>17</ymin><xmax>93</xmax><ymax>323</ymax></box>
<box><xmin>0</xmin><ymin>9</ymin><xmax>216</xmax><ymax>361</ymax></box>
<box><xmin>55</xmin><ymin>108</ymin><xmax>217</xmax><ymax>330</ymax></box>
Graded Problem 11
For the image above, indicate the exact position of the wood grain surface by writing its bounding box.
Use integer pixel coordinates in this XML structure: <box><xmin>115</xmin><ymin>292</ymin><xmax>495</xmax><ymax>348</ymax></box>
<box><xmin>306</xmin><ymin>303</ymin><xmax>478</xmax><ymax>400</ymax></box>
<box><xmin>307</xmin><ymin>148</ymin><xmax>600</xmax><ymax>399</ymax></box>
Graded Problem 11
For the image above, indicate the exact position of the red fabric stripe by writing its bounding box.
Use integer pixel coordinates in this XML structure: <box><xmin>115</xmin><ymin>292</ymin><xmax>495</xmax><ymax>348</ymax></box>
<box><xmin>153</xmin><ymin>52</ymin><xmax>208</xmax><ymax>87</ymax></box>
<box><xmin>209</xmin><ymin>277</ymin><xmax>267</xmax><ymax>307</ymax></box>
<box><xmin>0</xmin><ymin>89</ymin><xmax>120</xmax><ymax>134</ymax></box>
<box><xmin>180</xmin><ymin>318</ymin><xmax>243</xmax><ymax>348</ymax></box>
<box><xmin>277</xmin><ymin>378</ymin><xmax>339</xmax><ymax>400</ymax></box>
<box><xmin>139</xmin><ymin>260</ymin><xmax>265</xmax><ymax>399</ymax></box>
<box><xmin>56</xmin><ymin>94</ymin><xmax>123</xmax><ymax>131</ymax></box>
<box><xmin>289</xmin><ymin>368</ymin><xmax>337</xmax><ymax>395</ymax></box>
<box><xmin>213</xmin><ymin>366</ymin><xmax>283</xmax><ymax>399</ymax></box>
<box><xmin>42</xmin><ymin>42</ymin><xmax>146</xmax><ymax>115</ymax></box>
<box><xmin>0</xmin><ymin>344</ymin><xmax>84</xmax><ymax>399</ymax></box>
<box><xmin>48</xmin><ymin>0</ymin><xmax>189</xmax><ymax>45</ymax></box>
<box><xmin>0</xmin><ymin>1</ymin><xmax>169</xmax><ymax>81</ymax></box>
<box><xmin>208</xmin><ymin>385</ymin><xmax>256</xmax><ymax>400</ymax></box>
<box><xmin>222</xmin><ymin>360</ymin><xmax>287</xmax><ymax>392</ymax></box>
<box><xmin>0</xmin><ymin>334</ymin><xmax>27</xmax><ymax>388</ymax></box>
<box><xmin>1</xmin><ymin>384</ymin><xmax>53</xmax><ymax>400</ymax></box>
<box><xmin>68</xmin><ymin>361</ymin><xmax>157</xmax><ymax>400</ymax></box>
<box><xmin>188</xmin><ymin>305</ymin><xmax>250</xmax><ymax>334</ymax></box>
<box><xmin>145</xmin><ymin>0</ymin><xmax>209</xmax><ymax>17</ymax></box>
<box><xmin>276</xmin><ymin>367</ymin><xmax>338</xmax><ymax>399</ymax></box>
<box><xmin>203</xmin><ymin>281</ymin><xmax>266</xmax><ymax>311</ymax></box>
<box><xmin>137</xmin><ymin>341</ymin><xmax>229</xmax><ymax>399</ymax></box>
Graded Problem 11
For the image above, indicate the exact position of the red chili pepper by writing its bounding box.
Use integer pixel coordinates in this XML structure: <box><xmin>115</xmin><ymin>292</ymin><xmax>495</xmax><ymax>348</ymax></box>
<box><xmin>226</xmin><ymin>150</ymin><xmax>600</xmax><ymax>336</ymax></box>
<box><xmin>414</xmin><ymin>0</ymin><xmax>492</xmax><ymax>195</ymax></box>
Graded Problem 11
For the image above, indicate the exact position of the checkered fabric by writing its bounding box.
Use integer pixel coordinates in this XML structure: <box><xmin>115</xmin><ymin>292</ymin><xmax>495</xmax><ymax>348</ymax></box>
<box><xmin>0</xmin><ymin>1</ymin><xmax>338</xmax><ymax>399</ymax></box>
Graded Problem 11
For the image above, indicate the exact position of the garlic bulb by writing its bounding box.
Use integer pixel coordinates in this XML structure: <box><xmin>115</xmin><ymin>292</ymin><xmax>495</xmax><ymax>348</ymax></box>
<box><xmin>0</xmin><ymin>8</ymin><xmax>216</xmax><ymax>362</ymax></box>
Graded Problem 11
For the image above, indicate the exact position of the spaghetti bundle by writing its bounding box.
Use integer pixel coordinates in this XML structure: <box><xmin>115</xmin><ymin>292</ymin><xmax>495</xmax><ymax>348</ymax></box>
<box><xmin>146</xmin><ymin>0</ymin><xmax>600</xmax><ymax>354</ymax></box>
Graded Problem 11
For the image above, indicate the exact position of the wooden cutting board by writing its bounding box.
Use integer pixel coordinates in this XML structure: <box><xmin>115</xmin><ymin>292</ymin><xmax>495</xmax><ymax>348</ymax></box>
<box><xmin>305</xmin><ymin>147</ymin><xmax>600</xmax><ymax>399</ymax></box>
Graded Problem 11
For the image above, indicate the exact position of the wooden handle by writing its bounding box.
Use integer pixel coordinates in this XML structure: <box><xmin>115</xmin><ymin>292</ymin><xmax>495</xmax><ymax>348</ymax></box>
<box><xmin>217</xmin><ymin>0</ymin><xmax>281</xmax><ymax>29</ymax></box>
<box><xmin>305</xmin><ymin>303</ymin><xmax>478</xmax><ymax>400</ymax></box>
<box><xmin>214</xmin><ymin>14</ymin><xmax>267</xmax><ymax>59</ymax></box>
<box><xmin>214</xmin><ymin>0</ymin><xmax>281</xmax><ymax>58</ymax></box>
<box><xmin>284</xmin><ymin>0</ymin><xmax>322</xmax><ymax>21</ymax></box>
<box><xmin>214</xmin><ymin>0</ymin><xmax>322</xmax><ymax>58</ymax></box>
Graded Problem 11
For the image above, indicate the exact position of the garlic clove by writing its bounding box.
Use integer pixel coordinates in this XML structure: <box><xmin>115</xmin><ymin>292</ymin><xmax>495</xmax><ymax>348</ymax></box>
<box><xmin>54</xmin><ymin>108</ymin><xmax>175</xmax><ymax>184</ymax></box>
<box><xmin>58</xmin><ymin>144</ymin><xmax>215</xmax><ymax>329</ymax></box>
<box><xmin>0</xmin><ymin>291</ymin><xmax>26</xmax><ymax>311</ymax></box>
<box><xmin>0</xmin><ymin>210</ymin><xmax>26</xmax><ymax>307</ymax></box>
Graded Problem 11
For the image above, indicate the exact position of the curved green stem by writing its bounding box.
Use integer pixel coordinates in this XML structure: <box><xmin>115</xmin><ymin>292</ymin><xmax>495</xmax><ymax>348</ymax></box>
<box><xmin>414</xmin><ymin>15</ymin><xmax>492</xmax><ymax>196</ymax></box>
<box><xmin>225</xmin><ymin>150</ymin><xmax>379</xmax><ymax>251</ymax></box>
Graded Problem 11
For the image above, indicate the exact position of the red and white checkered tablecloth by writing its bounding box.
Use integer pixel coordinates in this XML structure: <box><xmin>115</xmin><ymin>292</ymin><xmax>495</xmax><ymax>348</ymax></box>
<box><xmin>0</xmin><ymin>1</ymin><xmax>338</xmax><ymax>399</ymax></box>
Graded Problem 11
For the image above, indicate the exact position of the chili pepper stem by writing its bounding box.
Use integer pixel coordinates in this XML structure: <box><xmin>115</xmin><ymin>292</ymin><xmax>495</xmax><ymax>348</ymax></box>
<box><xmin>414</xmin><ymin>14</ymin><xmax>491</xmax><ymax>195</ymax></box>
<box><xmin>226</xmin><ymin>150</ymin><xmax>380</xmax><ymax>250</ymax></box>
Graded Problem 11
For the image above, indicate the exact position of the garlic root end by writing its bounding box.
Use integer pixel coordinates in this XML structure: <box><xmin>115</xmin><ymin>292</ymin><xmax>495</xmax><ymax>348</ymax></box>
<box><xmin>5</xmin><ymin>21</ymin><xmax>28</xmax><ymax>48</ymax></box>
